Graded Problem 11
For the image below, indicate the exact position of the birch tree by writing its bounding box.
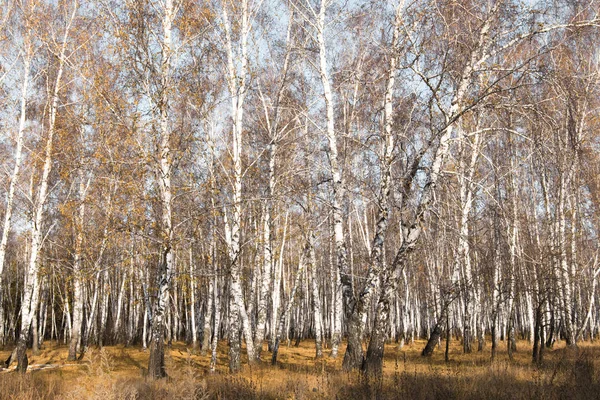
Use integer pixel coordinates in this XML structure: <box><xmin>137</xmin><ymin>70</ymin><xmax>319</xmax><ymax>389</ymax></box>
<box><xmin>0</xmin><ymin>1</ymin><xmax>33</xmax><ymax>345</ymax></box>
<box><xmin>342</xmin><ymin>0</ymin><xmax>405</xmax><ymax>372</ymax></box>
<box><xmin>11</xmin><ymin>0</ymin><xmax>78</xmax><ymax>372</ymax></box>
<box><xmin>253</xmin><ymin>5</ymin><xmax>294</xmax><ymax>358</ymax></box>
<box><xmin>146</xmin><ymin>0</ymin><xmax>177</xmax><ymax>379</ymax></box>
<box><xmin>219</xmin><ymin>0</ymin><xmax>263</xmax><ymax>371</ymax></box>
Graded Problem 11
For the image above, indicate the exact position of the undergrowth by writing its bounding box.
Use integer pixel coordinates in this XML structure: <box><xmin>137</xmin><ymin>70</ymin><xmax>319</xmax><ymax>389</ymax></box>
<box><xmin>0</xmin><ymin>341</ymin><xmax>598</xmax><ymax>399</ymax></box>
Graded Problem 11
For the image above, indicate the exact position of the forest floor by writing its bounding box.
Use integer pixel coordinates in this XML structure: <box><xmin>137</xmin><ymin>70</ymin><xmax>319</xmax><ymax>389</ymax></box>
<box><xmin>0</xmin><ymin>338</ymin><xmax>599</xmax><ymax>399</ymax></box>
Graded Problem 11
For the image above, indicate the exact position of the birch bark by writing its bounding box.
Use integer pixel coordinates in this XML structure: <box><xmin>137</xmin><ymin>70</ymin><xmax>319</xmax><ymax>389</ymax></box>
<box><xmin>343</xmin><ymin>0</ymin><xmax>404</xmax><ymax>371</ymax></box>
<box><xmin>148</xmin><ymin>0</ymin><xmax>175</xmax><ymax>379</ymax></box>
<box><xmin>254</xmin><ymin>16</ymin><xmax>292</xmax><ymax>355</ymax></box>
<box><xmin>0</xmin><ymin>40</ymin><xmax>31</xmax><ymax>345</ymax></box>
<box><xmin>271</xmin><ymin>247</ymin><xmax>306</xmax><ymax>365</ymax></box>
<box><xmin>308</xmin><ymin>232</ymin><xmax>323</xmax><ymax>358</ymax></box>
<box><xmin>421</xmin><ymin>3</ymin><xmax>498</xmax><ymax>357</ymax></box>
<box><xmin>13</xmin><ymin>2</ymin><xmax>76</xmax><ymax>372</ymax></box>
<box><xmin>457</xmin><ymin>129</ymin><xmax>481</xmax><ymax>354</ymax></box>
<box><xmin>189</xmin><ymin>247</ymin><xmax>199</xmax><ymax>351</ymax></box>
<box><xmin>221</xmin><ymin>0</ymin><xmax>259</xmax><ymax>370</ymax></box>
<box><xmin>315</xmin><ymin>0</ymin><xmax>350</xmax><ymax>358</ymax></box>
<box><xmin>68</xmin><ymin>170</ymin><xmax>91</xmax><ymax>360</ymax></box>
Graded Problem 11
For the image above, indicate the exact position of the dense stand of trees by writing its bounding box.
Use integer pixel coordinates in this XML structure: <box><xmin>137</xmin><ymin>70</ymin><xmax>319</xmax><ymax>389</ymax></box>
<box><xmin>0</xmin><ymin>0</ymin><xmax>600</xmax><ymax>378</ymax></box>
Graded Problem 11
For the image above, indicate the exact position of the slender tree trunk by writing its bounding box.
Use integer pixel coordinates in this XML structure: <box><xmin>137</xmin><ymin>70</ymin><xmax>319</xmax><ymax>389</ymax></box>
<box><xmin>491</xmin><ymin>218</ymin><xmax>502</xmax><ymax>361</ymax></box>
<box><xmin>558</xmin><ymin>175</ymin><xmax>576</xmax><ymax>346</ymax></box>
<box><xmin>12</xmin><ymin>3</ymin><xmax>75</xmax><ymax>372</ymax></box>
<box><xmin>457</xmin><ymin>130</ymin><xmax>481</xmax><ymax>354</ymax></box>
<box><xmin>271</xmin><ymin>250</ymin><xmax>305</xmax><ymax>365</ymax></box>
<box><xmin>68</xmin><ymin>171</ymin><xmax>89</xmax><ymax>361</ymax></box>
<box><xmin>32</xmin><ymin>297</ymin><xmax>39</xmax><ymax>355</ymax></box>
<box><xmin>208</xmin><ymin>139</ymin><xmax>220</xmax><ymax>372</ymax></box>
<box><xmin>127</xmin><ymin>248</ymin><xmax>135</xmax><ymax>346</ymax></box>
<box><xmin>253</xmin><ymin>12</ymin><xmax>293</xmax><ymax>356</ymax></box>
<box><xmin>113</xmin><ymin>268</ymin><xmax>126</xmax><ymax>341</ymax></box>
<box><xmin>270</xmin><ymin>213</ymin><xmax>287</xmax><ymax>352</ymax></box>
<box><xmin>344</xmin><ymin>0</ymin><xmax>403</xmax><ymax>370</ymax></box>
<box><xmin>81</xmin><ymin>197</ymin><xmax>110</xmax><ymax>355</ymax></box>
<box><xmin>362</xmin><ymin>269</ymin><xmax>395</xmax><ymax>375</ymax></box>
<box><xmin>422</xmin><ymin>301</ymin><xmax>449</xmax><ymax>357</ymax></box>
<box><xmin>533</xmin><ymin>301</ymin><xmax>546</xmax><ymax>364</ymax></box>
<box><xmin>189</xmin><ymin>248</ymin><xmax>198</xmax><ymax>352</ymax></box>
<box><xmin>254</xmin><ymin>205</ymin><xmax>273</xmax><ymax>358</ymax></box>
<box><xmin>210</xmin><ymin>273</ymin><xmax>221</xmax><ymax>373</ymax></box>
<box><xmin>420</xmin><ymin>3</ymin><xmax>497</xmax><ymax>359</ymax></box>
<box><xmin>99</xmin><ymin>269</ymin><xmax>109</xmax><ymax>348</ymax></box>
<box><xmin>445</xmin><ymin>310</ymin><xmax>451</xmax><ymax>362</ymax></box>
<box><xmin>0</xmin><ymin>45</ymin><xmax>31</xmax><ymax>345</ymax></box>
<box><xmin>314</xmin><ymin>0</ymin><xmax>351</xmax><ymax>361</ymax></box>
<box><xmin>221</xmin><ymin>0</ymin><xmax>256</xmax><ymax>369</ymax></box>
<box><xmin>330</xmin><ymin>236</ymin><xmax>343</xmax><ymax>358</ymax></box>
<box><xmin>308</xmin><ymin>232</ymin><xmax>323</xmax><ymax>359</ymax></box>
<box><xmin>148</xmin><ymin>0</ymin><xmax>175</xmax><ymax>379</ymax></box>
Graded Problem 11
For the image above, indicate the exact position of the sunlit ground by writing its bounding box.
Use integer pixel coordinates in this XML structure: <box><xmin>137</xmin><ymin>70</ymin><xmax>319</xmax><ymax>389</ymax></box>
<box><xmin>1</xmin><ymin>337</ymin><xmax>598</xmax><ymax>399</ymax></box>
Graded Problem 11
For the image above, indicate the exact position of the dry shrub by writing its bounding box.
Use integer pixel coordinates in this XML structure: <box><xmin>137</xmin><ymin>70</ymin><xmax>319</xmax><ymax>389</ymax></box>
<box><xmin>3</xmin><ymin>341</ymin><xmax>600</xmax><ymax>399</ymax></box>
<box><xmin>209</xmin><ymin>375</ymin><xmax>264</xmax><ymax>399</ymax></box>
<box><xmin>332</xmin><ymin>353</ymin><xmax>600</xmax><ymax>400</ymax></box>
<box><xmin>0</xmin><ymin>373</ymin><xmax>61</xmax><ymax>400</ymax></box>
<box><xmin>85</xmin><ymin>347</ymin><xmax>115</xmax><ymax>376</ymax></box>
<box><xmin>63</xmin><ymin>349</ymin><xmax>209</xmax><ymax>400</ymax></box>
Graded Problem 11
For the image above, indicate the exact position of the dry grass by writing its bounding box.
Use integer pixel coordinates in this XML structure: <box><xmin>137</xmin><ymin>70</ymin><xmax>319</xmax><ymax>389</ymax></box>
<box><xmin>0</xmin><ymin>338</ymin><xmax>598</xmax><ymax>399</ymax></box>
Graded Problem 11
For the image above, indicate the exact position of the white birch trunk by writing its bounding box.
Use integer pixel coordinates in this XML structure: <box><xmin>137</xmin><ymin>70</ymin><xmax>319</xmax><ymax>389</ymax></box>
<box><xmin>558</xmin><ymin>175</ymin><xmax>575</xmax><ymax>345</ymax></box>
<box><xmin>221</xmin><ymin>0</ymin><xmax>257</xmax><ymax>370</ymax></box>
<box><xmin>271</xmin><ymin>247</ymin><xmax>306</xmax><ymax>364</ymax></box>
<box><xmin>315</xmin><ymin>0</ymin><xmax>350</xmax><ymax>358</ymax></box>
<box><xmin>82</xmin><ymin>186</ymin><xmax>112</xmax><ymax>351</ymax></box>
<box><xmin>491</xmin><ymin>218</ymin><xmax>502</xmax><ymax>360</ymax></box>
<box><xmin>420</xmin><ymin>3</ymin><xmax>499</xmax><ymax>359</ymax></box>
<box><xmin>252</xmin><ymin>20</ymin><xmax>293</xmax><ymax>349</ymax></box>
<box><xmin>148</xmin><ymin>0</ymin><xmax>175</xmax><ymax>379</ymax></box>
<box><xmin>114</xmin><ymin>267</ymin><xmax>126</xmax><ymax>339</ymax></box>
<box><xmin>99</xmin><ymin>269</ymin><xmax>109</xmax><ymax>347</ymax></box>
<box><xmin>210</xmin><ymin>273</ymin><xmax>221</xmax><ymax>373</ymax></box>
<box><xmin>308</xmin><ymin>232</ymin><xmax>323</xmax><ymax>358</ymax></box>
<box><xmin>270</xmin><ymin>213</ymin><xmax>287</xmax><ymax>351</ymax></box>
<box><xmin>254</xmin><ymin>206</ymin><xmax>273</xmax><ymax>357</ymax></box>
<box><xmin>13</xmin><ymin>3</ymin><xmax>76</xmax><ymax>371</ymax></box>
<box><xmin>0</xmin><ymin>43</ymin><xmax>30</xmax><ymax>282</ymax></box>
<box><xmin>68</xmin><ymin>170</ymin><xmax>90</xmax><ymax>360</ymax></box>
<box><xmin>457</xmin><ymin>129</ymin><xmax>481</xmax><ymax>353</ymax></box>
<box><xmin>189</xmin><ymin>247</ymin><xmax>199</xmax><ymax>351</ymax></box>
<box><xmin>344</xmin><ymin>0</ymin><xmax>404</xmax><ymax>370</ymax></box>
<box><xmin>0</xmin><ymin>43</ymin><xmax>31</xmax><ymax>345</ymax></box>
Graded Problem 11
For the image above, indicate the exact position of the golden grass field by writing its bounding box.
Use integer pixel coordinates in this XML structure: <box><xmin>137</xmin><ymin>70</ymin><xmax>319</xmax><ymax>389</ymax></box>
<box><xmin>0</xmin><ymin>338</ymin><xmax>598</xmax><ymax>399</ymax></box>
